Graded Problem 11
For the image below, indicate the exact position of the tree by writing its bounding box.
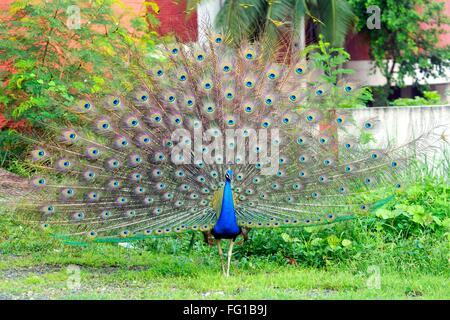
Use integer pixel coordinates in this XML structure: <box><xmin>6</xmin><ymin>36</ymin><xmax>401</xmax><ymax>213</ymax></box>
<box><xmin>349</xmin><ymin>0</ymin><xmax>450</xmax><ymax>106</ymax></box>
<box><xmin>0</xmin><ymin>0</ymin><xmax>159</xmax><ymax>170</ymax></box>
<box><xmin>186</xmin><ymin>0</ymin><xmax>355</xmax><ymax>48</ymax></box>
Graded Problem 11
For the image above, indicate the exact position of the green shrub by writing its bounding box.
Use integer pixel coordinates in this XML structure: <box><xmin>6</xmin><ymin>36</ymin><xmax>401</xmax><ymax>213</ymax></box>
<box><xmin>0</xmin><ymin>0</ymin><xmax>159</xmax><ymax>169</ymax></box>
<box><xmin>390</xmin><ymin>91</ymin><xmax>444</xmax><ymax>106</ymax></box>
<box><xmin>234</xmin><ymin>176</ymin><xmax>449</xmax><ymax>273</ymax></box>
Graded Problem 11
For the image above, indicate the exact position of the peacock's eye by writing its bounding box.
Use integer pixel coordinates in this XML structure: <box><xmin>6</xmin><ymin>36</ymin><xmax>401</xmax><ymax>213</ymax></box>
<box><xmin>179</xmin><ymin>75</ymin><xmax>186</xmax><ymax>81</ymax></box>
<box><xmin>223</xmin><ymin>66</ymin><xmax>230</xmax><ymax>72</ymax></box>
<box><xmin>157</xmin><ymin>70</ymin><xmax>163</xmax><ymax>76</ymax></box>
<box><xmin>141</xmin><ymin>95</ymin><xmax>148</xmax><ymax>101</ymax></box>
<box><xmin>296</xmin><ymin>67</ymin><xmax>303</xmax><ymax>74</ymax></box>
<box><xmin>197</xmin><ymin>54</ymin><xmax>204</xmax><ymax>61</ymax></box>
<box><xmin>113</xmin><ymin>99</ymin><xmax>119</xmax><ymax>105</ymax></box>
<box><xmin>345</xmin><ymin>86</ymin><xmax>352</xmax><ymax>92</ymax></box>
<box><xmin>215</xmin><ymin>37</ymin><xmax>222</xmax><ymax>43</ymax></box>
<box><xmin>172</xmin><ymin>48</ymin><xmax>178</xmax><ymax>54</ymax></box>
<box><xmin>245</xmin><ymin>53</ymin><xmax>253</xmax><ymax>59</ymax></box>
<box><xmin>84</xmin><ymin>103</ymin><xmax>91</xmax><ymax>109</ymax></box>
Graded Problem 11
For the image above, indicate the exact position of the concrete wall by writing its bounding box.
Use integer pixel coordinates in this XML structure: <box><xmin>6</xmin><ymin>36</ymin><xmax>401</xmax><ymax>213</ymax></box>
<box><xmin>347</xmin><ymin>105</ymin><xmax>450</xmax><ymax>175</ymax></box>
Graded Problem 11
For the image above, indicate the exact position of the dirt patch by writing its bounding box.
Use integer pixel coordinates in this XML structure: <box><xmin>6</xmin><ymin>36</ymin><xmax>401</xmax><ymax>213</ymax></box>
<box><xmin>0</xmin><ymin>265</ymin><xmax>62</xmax><ymax>280</ymax></box>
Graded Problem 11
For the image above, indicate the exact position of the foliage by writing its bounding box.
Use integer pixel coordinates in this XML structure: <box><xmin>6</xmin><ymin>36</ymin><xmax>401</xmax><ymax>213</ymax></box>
<box><xmin>0</xmin><ymin>173</ymin><xmax>448</xmax><ymax>299</ymax></box>
<box><xmin>303</xmin><ymin>39</ymin><xmax>372</xmax><ymax>108</ymax></box>
<box><xmin>349</xmin><ymin>0</ymin><xmax>450</xmax><ymax>106</ymax></box>
<box><xmin>0</xmin><ymin>0</ymin><xmax>159</xmax><ymax>168</ymax></box>
<box><xmin>390</xmin><ymin>91</ymin><xmax>444</xmax><ymax>107</ymax></box>
<box><xmin>235</xmin><ymin>176</ymin><xmax>449</xmax><ymax>272</ymax></box>
<box><xmin>186</xmin><ymin>0</ymin><xmax>355</xmax><ymax>47</ymax></box>
<box><xmin>0</xmin><ymin>176</ymin><xmax>448</xmax><ymax>286</ymax></box>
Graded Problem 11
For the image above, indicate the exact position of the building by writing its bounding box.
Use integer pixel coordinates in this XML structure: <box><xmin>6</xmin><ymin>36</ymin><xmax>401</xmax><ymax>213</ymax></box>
<box><xmin>1</xmin><ymin>0</ymin><xmax>449</xmax><ymax>103</ymax></box>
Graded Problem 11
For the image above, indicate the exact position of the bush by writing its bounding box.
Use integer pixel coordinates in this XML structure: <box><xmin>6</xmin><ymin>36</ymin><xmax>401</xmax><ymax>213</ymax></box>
<box><xmin>390</xmin><ymin>91</ymin><xmax>444</xmax><ymax>106</ymax></box>
<box><xmin>0</xmin><ymin>0</ymin><xmax>159</xmax><ymax>170</ymax></box>
<box><xmin>234</xmin><ymin>176</ymin><xmax>449</xmax><ymax>273</ymax></box>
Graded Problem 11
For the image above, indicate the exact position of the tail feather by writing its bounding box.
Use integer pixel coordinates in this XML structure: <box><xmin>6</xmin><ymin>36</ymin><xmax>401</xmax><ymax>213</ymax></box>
<box><xmin>7</xmin><ymin>32</ymin><xmax>437</xmax><ymax>241</ymax></box>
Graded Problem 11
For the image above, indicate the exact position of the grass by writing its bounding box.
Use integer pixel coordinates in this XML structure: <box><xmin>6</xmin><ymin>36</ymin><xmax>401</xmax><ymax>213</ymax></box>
<box><xmin>0</xmin><ymin>246</ymin><xmax>449</xmax><ymax>300</ymax></box>
<box><xmin>0</xmin><ymin>213</ymin><xmax>448</xmax><ymax>300</ymax></box>
<box><xmin>0</xmin><ymin>174</ymin><xmax>448</xmax><ymax>300</ymax></box>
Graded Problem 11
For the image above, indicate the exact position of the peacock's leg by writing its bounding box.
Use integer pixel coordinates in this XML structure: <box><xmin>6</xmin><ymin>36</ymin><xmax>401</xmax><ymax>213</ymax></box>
<box><xmin>226</xmin><ymin>239</ymin><xmax>235</xmax><ymax>277</ymax></box>
<box><xmin>216</xmin><ymin>239</ymin><xmax>226</xmax><ymax>275</ymax></box>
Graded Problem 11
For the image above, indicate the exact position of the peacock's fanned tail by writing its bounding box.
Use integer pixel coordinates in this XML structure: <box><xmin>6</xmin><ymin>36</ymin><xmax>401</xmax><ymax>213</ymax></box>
<box><xmin>11</xmin><ymin>33</ymin><xmax>433</xmax><ymax>242</ymax></box>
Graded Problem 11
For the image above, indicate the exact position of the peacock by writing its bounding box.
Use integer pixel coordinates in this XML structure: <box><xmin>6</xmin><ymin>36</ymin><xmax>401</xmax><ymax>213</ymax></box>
<box><xmin>5</xmin><ymin>32</ymin><xmax>435</xmax><ymax>276</ymax></box>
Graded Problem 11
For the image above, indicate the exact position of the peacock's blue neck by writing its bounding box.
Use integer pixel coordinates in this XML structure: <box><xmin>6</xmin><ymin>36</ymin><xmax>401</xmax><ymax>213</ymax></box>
<box><xmin>211</xmin><ymin>179</ymin><xmax>241</xmax><ymax>239</ymax></box>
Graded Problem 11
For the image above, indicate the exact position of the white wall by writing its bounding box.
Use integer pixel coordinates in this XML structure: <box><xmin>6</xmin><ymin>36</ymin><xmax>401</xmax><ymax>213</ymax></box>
<box><xmin>197</xmin><ymin>0</ymin><xmax>224</xmax><ymax>42</ymax></box>
<box><xmin>347</xmin><ymin>105</ymin><xmax>450</xmax><ymax>175</ymax></box>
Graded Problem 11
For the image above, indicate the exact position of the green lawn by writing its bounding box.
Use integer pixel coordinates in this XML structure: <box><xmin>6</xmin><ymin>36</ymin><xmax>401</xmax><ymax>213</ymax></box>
<box><xmin>0</xmin><ymin>243</ymin><xmax>448</xmax><ymax>300</ymax></box>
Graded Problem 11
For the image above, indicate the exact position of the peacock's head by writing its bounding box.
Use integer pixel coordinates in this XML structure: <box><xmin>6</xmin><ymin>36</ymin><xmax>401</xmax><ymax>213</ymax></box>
<box><xmin>225</xmin><ymin>168</ymin><xmax>233</xmax><ymax>181</ymax></box>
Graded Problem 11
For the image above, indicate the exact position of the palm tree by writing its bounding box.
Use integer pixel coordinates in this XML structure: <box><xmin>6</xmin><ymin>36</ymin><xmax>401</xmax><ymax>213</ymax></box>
<box><xmin>186</xmin><ymin>0</ymin><xmax>355</xmax><ymax>48</ymax></box>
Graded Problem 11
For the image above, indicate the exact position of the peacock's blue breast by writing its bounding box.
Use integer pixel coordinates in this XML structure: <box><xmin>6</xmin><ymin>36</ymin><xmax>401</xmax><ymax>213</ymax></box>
<box><xmin>211</xmin><ymin>179</ymin><xmax>241</xmax><ymax>239</ymax></box>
